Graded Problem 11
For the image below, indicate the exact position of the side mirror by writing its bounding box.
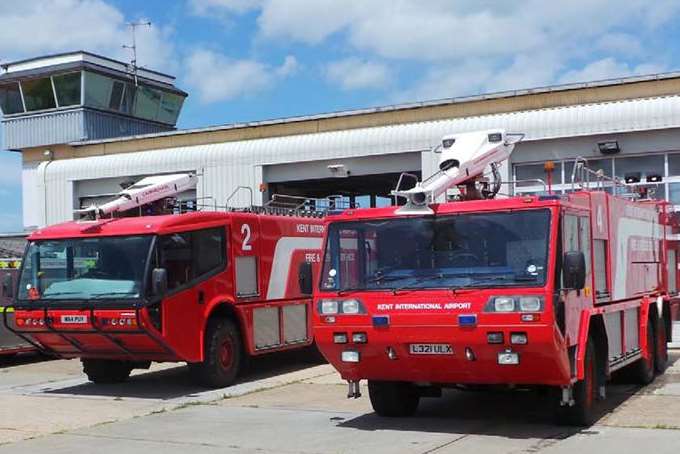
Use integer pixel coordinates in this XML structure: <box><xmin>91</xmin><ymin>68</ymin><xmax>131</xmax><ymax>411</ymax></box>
<box><xmin>2</xmin><ymin>273</ymin><xmax>13</xmax><ymax>298</ymax></box>
<box><xmin>298</xmin><ymin>262</ymin><xmax>313</xmax><ymax>295</ymax></box>
<box><xmin>151</xmin><ymin>268</ymin><xmax>168</xmax><ymax>297</ymax></box>
<box><xmin>563</xmin><ymin>251</ymin><xmax>586</xmax><ymax>290</ymax></box>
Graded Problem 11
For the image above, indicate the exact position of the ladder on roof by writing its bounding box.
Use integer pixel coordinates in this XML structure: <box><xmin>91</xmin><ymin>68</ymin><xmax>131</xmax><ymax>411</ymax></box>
<box><xmin>570</xmin><ymin>157</ymin><xmax>659</xmax><ymax>201</ymax></box>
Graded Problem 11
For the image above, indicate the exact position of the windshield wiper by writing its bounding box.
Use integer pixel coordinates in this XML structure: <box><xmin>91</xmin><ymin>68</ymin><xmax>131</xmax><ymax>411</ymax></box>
<box><xmin>392</xmin><ymin>273</ymin><xmax>446</xmax><ymax>295</ymax></box>
<box><xmin>456</xmin><ymin>274</ymin><xmax>538</xmax><ymax>288</ymax></box>
<box><xmin>90</xmin><ymin>292</ymin><xmax>138</xmax><ymax>298</ymax></box>
<box><xmin>41</xmin><ymin>292</ymin><xmax>83</xmax><ymax>297</ymax></box>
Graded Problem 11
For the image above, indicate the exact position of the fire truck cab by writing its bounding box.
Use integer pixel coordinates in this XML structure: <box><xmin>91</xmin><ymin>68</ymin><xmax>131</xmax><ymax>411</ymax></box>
<box><xmin>313</xmin><ymin>130</ymin><xmax>675</xmax><ymax>425</ymax></box>
<box><xmin>4</xmin><ymin>201</ymin><xmax>325</xmax><ymax>387</ymax></box>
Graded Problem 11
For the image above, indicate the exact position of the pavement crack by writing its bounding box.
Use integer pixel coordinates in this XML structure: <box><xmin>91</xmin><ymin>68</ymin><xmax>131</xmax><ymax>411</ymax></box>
<box><xmin>420</xmin><ymin>434</ymin><xmax>470</xmax><ymax>453</ymax></box>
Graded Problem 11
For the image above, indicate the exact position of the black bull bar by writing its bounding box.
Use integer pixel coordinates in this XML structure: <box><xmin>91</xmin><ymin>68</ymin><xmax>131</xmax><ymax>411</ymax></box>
<box><xmin>2</xmin><ymin>302</ymin><xmax>179</xmax><ymax>360</ymax></box>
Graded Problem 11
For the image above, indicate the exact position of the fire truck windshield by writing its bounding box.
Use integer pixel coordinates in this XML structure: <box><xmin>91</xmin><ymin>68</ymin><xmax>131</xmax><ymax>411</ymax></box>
<box><xmin>17</xmin><ymin>236</ymin><xmax>153</xmax><ymax>302</ymax></box>
<box><xmin>320</xmin><ymin>209</ymin><xmax>551</xmax><ymax>292</ymax></box>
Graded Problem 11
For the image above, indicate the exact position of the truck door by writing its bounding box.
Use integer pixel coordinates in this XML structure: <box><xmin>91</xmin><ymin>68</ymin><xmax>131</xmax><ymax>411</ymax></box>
<box><xmin>560</xmin><ymin>211</ymin><xmax>593</xmax><ymax>346</ymax></box>
<box><xmin>157</xmin><ymin>227</ymin><xmax>228</xmax><ymax>362</ymax></box>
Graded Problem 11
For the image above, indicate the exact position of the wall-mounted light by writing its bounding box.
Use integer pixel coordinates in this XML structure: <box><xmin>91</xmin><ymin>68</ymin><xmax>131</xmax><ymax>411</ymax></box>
<box><xmin>625</xmin><ymin>172</ymin><xmax>641</xmax><ymax>184</ymax></box>
<box><xmin>646</xmin><ymin>174</ymin><xmax>663</xmax><ymax>183</ymax></box>
<box><xmin>327</xmin><ymin>164</ymin><xmax>350</xmax><ymax>177</ymax></box>
<box><xmin>597</xmin><ymin>141</ymin><xmax>620</xmax><ymax>155</ymax></box>
<box><xmin>43</xmin><ymin>149</ymin><xmax>54</xmax><ymax>160</ymax></box>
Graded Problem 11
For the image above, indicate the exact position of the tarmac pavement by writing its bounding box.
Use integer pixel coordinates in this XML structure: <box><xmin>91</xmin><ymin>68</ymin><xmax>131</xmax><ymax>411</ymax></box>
<box><xmin>0</xmin><ymin>350</ymin><xmax>679</xmax><ymax>453</ymax></box>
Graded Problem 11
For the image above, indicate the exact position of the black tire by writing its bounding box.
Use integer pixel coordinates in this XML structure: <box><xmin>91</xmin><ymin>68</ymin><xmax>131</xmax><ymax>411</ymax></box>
<box><xmin>189</xmin><ymin>318</ymin><xmax>242</xmax><ymax>388</ymax></box>
<box><xmin>555</xmin><ymin>338</ymin><xmax>598</xmax><ymax>426</ymax></box>
<box><xmin>655</xmin><ymin>315</ymin><xmax>669</xmax><ymax>374</ymax></box>
<box><xmin>632</xmin><ymin>319</ymin><xmax>656</xmax><ymax>385</ymax></box>
<box><xmin>368</xmin><ymin>381</ymin><xmax>420</xmax><ymax>417</ymax></box>
<box><xmin>82</xmin><ymin>359</ymin><xmax>133</xmax><ymax>384</ymax></box>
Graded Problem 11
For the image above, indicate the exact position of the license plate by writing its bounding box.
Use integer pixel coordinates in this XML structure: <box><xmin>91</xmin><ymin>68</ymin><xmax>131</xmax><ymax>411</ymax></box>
<box><xmin>409</xmin><ymin>343</ymin><xmax>453</xmax><ymax>355</ymax></box>
<box><xmin>60</xmin><ymin>315</ymin><xmax>87</xmax><ymax>324</ymax></box>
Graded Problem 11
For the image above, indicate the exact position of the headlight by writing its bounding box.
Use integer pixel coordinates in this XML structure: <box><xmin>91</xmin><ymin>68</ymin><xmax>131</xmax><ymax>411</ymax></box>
<box><xmin>317</xmin><ymin>298</ymin><xmax>366</xmax><ymax>315</ymax></box>
<box><xmin>519</xmin><ymin>296</ymin><xmax>542</xmax><ymax>312</ymax></box>
<box><xmin>341</xmin><ymin>299</ymin><xmax>361</xmax><ymax>314</ymax></box>
<box><xmin>319</xmin><ymin>300</ymin><xmax>339</xmax><ymax>315</ymax></box>
<box><xmin>494</xmin><ymin>297</ymin><xmax>515</xmax><ymax>312</ymax></box>
<box><xmin>485</xmin><ymin>296</ymin><xmax>544</xmax><ymax>313</ymax></box>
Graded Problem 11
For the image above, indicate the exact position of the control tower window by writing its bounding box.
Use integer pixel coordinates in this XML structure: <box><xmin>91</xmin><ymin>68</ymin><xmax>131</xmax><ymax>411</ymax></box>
<box><xmin>53</xmin><ymin>72</ymin><xmax>81</xmax><ymax>107</ymax></box>
<box><xmin>0</xmin><ymin>82</ymin><xmax>24</xmax><ymax>114</ymax></box>
<box><xmin>84</xmin><ymin>71</ymin><xmax>113</xmax><ymax>110</ymax></box>
<box><xmin>134</xmin><ymin>85</ymin><xmax>162</xmax><ymax>121</ymax></box>
<box><xmin>158</xmin><ymin>92</ymin><xmax>184</xmax><ymax>124</ymax></box>
<box><xmin>22</xmin><ymin>77</ymin><xmax>56</xmax><ymax>111</ymax></box>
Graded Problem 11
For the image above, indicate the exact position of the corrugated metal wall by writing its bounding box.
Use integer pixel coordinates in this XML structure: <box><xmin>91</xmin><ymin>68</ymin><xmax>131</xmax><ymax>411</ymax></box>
<box><xmin>31</xmin><ymin>95</ymin><xmax>680</xmax><ymax>226</ymax></box>
<box><xmin>83</xmin><ymin>110</ymin><xmax>172</xmax><ymax>141</ymax></box>
<box><xmin>3</xmin><ymin>110</ymin><xmax>83</xmax><ymax>149</ymax></box>
<box><xmin>2</xmin><ymin>109</ymin><xmax>173</xmax><ymax>150</ymax></box>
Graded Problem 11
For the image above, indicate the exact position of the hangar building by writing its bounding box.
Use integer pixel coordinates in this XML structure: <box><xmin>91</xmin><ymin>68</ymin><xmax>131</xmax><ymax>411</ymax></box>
<box><xmin>3</xmin><ymin>52</ymin><xmax>680</xmax><ymax>230</ymax></box>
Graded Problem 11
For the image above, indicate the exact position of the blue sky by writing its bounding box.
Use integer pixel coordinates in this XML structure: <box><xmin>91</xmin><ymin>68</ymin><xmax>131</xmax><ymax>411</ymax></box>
<box><xmin>2</xmin><ymin>0</ymin><xmax>680</xmax><ymax>231</ymax></box>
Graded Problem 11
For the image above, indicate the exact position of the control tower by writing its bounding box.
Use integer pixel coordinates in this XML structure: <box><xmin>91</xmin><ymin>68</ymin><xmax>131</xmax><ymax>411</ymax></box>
<box><xmin>0</xmin><ymin>51</ymin><xmax>187</xmax><ymax>150</ymax></box>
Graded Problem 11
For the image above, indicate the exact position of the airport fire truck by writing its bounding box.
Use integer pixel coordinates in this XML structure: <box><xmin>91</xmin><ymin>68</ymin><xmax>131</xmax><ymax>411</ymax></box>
<box><xmin>313</xmin><ymin>130</ymin><xmax>676</xmax><ymax>425</ymax></box>
<box><xmin>2</xmin><ymin>174</ymin><xmax>326</xmax><ymax>387</ymax></box>
<box><xmin>1</xmin><ymin>264</ymin><xmax>35</xmax><ymax>357</ymax></box>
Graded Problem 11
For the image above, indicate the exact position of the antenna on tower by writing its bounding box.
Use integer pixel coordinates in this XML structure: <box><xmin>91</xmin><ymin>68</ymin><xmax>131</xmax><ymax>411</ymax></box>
<box><xmin>122</xmin><ymin>20</ymin><xmax>152</xmax><ymax>86</ymax></box>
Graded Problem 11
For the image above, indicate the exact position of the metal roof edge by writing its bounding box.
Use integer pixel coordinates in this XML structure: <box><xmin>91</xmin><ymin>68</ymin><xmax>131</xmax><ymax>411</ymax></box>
<box><xmin>71</xmin><ymin>91</ymin><xmax>680</xmax><ymax>148</ymax></box>
<box><xmin>2</xmin><ymin>50</ymin><xmax>175</xmax><ymax>80</ymax></box>
<box><xmin>69</xmin><ymin>71</ymin><xmax>680</xmax><ymax>147</ymax></box>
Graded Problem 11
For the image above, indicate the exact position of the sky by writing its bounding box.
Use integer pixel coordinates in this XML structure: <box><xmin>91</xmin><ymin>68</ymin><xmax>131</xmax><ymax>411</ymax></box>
<box><xmin>2</xmin><ymin>0</ymin><xmax>680</xmax><ymax>231</ymax></box>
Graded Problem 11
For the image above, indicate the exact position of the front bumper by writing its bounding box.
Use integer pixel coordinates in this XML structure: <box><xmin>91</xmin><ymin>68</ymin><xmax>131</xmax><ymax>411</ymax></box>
<box><xmin>315</xmin><ymin>322</ymin><xmax>571</xmax><ymax>386</ymax></box>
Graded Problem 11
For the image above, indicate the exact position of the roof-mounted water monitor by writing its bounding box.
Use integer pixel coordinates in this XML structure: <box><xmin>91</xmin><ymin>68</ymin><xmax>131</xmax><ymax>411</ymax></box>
<box><xmin>391</xmin><ymin>129</ymin><xmax>524</xmax><ymax>215</ymax></box>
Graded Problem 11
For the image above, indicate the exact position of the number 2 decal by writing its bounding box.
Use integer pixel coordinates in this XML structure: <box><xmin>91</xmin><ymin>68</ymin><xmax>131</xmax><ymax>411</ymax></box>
<box><xmin>241</xmin><ymin>223</ymin><xmax>253</xmax><ymax>251</ymax></box>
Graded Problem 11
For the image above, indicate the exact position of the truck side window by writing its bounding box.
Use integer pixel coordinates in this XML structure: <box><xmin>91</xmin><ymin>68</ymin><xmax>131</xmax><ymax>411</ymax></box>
<box><xmin>159</xmin><ymin>227</ymin><xmax>226</xmax><ymax>291</ymax></box>
<box><xmin>193</xmin><ymin>227</ymin><xmax>226</xmax><ymax>277</ymax></box>
<box><xmin>160</xmin><ymin>232</ymin><xmax>193</xmax><ymax>290</ymax></box>
<box><xmin>593</xmin><ymin>239</ymin><xmax>609</xmax><ymax>297</ymax></box>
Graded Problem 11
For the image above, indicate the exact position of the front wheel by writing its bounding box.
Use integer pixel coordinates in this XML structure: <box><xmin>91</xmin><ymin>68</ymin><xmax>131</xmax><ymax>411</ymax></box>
<box><xmin>555</xmin><ymin>338</ymin><xmax>599</xmax><ymax>426</ymax></box>
<box><xmin>631</xmin><ymin>319</ymin><xmax>656</xmax><ymax>385</ymax></box>
<box><xmin>82</xmin><ymin>359</ymin><xmax>133</xmax><ymax>384</ymax></box>
<box><xmin>368</xmin><ymin>381</ymin><xmax>420</xmax><ymax>417</ymax></box>
<box><xmin>189</xmin><ymin>318</ymin><xmax>242</xmax><ymax>388</ymax></box>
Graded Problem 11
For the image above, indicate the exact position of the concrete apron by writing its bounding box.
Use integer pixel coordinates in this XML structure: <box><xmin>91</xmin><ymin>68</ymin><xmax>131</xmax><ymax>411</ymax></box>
<box><xmin>0</xmin><ymin>358</ymin><xmax>334</xmax><ymax>445</ymax></box>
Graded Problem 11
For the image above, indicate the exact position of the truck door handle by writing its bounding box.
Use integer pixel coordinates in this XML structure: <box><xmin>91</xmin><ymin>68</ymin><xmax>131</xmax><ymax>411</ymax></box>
<box><xmin>198</xmin><ymin>291</ymin><xmax>205</xmax><ymax>305</ymax></box>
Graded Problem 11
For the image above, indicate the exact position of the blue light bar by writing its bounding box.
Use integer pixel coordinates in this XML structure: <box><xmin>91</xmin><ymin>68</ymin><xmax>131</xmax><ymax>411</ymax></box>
<box><xmin>458</xmin><ymin>314</ymin><xmax>477</xmax><ymax>326</ymax></box>
<box><xmin>372</xmin><ymin>315</ymin><xmax>390</xmax><ymax>327</ymax></box>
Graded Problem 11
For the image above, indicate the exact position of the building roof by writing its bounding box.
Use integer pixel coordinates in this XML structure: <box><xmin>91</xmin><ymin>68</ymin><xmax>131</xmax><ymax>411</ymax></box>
<box><xmin>1</xmin><ymin>50</ymin><xmax>176</xmax><ymax>86</ymax></box>
<box><xmin>71</xmin><ymin>70</ymin><xmax>680</xmax><ymax>147</ymax></box>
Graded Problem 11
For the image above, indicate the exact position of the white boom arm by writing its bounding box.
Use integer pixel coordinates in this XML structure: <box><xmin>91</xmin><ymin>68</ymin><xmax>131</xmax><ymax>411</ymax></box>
<box><xmin>76</xmin><ymin>173</ymin><xmax>197</xmax><ymax>218</ymax></box>
<box><xmin>392</xmin><ymin>130</ymin><xmax>522</xmax><ymax>214</ymax></box>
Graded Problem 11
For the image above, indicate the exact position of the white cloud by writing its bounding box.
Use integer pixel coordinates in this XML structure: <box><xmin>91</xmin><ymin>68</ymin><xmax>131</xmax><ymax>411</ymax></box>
<box><xmin>326</xmin><ymin>58</ymin><xmax>391</xmax><ymax>91</ymax></box>
<box><xmin>276</xmin><ymin>56</ymin><xmax>299</xmax><ymax>77</ymax></box>
<box><xmin>0</xmin><ymin>0</ymin><xmax>177</xmax><ymax>73</ymax></box>
<box><xmin>185</xmin><ymin>49</ymin><xmax>297</xmax><ymax>103</ymax></box>
<box><xmin>198</xmin><ymin>0</ymin><xmax>678</xmax><ymax>99</ymax></box>
<box><xmin>257</xmin><ymin>0</ymin><xmax>358</xmax><ymax>44</ymax></box>
<box><xmin>190</xmin><ymin>0</ymin><xmax>263</xmax><ymax>15</ymax></box>
<box><xmin>596</xmin><ymin>33</ymin><xmax>643</xmax><ymax>56</ymax></box>
<box><xmin>559</xmin><ymin>58</ymin><xmax>667</xmax><ymax>84</ymax></box>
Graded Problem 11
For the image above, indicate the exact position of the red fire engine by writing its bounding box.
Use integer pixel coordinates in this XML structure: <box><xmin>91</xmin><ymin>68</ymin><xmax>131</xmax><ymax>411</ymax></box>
<box><xmin>313</xmin><ymin>130</ymin><xmax>676</xmax><ymax>425</ymax></box>
<box><xmin>2</xmin><ymin>177</ymin><xmax>326</xmax><ymax>387</ymax></box>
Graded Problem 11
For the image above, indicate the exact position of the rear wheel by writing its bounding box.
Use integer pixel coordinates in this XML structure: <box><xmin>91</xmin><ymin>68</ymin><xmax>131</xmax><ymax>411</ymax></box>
<box><xmin>82</xmin><ymin>359</ymin><xmax>133</xmax><ymax>384</ymax></box>
<box><xmin>632</xmin><ymin>319</ymin><xmax>656</xmax><ymax>385</ymax></box>
<box><xmin>555</xmin><ymin>338</ymin><xmax>598</xmax><ymax>426</ymax></box>
<box><xmin>189</xmin><ymin>318</ymin><xmax>242</xmax><ymax>388</ymax></box>
<box><xmin>368</xmin><ymin>381</ymin><xmax>420</xmax><ymax>417</ymax></box>
<box><xmin>655</xmin><ymin>316</ymin><xmax>669</xmax><ymax>374</ymax></box>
